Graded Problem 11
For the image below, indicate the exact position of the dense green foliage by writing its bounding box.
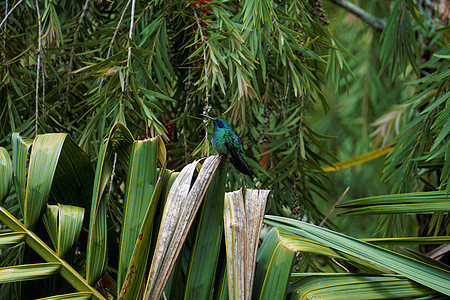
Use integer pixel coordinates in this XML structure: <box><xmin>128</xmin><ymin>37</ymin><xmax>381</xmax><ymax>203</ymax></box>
<box><xmin>0</xmin><ymin>0</ymin><xmax>449</xmax><ymax>299</ymax></box>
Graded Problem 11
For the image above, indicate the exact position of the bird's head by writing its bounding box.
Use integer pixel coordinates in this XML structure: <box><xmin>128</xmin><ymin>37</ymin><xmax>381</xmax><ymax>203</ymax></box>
<box><xmin>200</xmin><ymin>115</ymin><xmax>231</xmax><ymax>130</ymax></box>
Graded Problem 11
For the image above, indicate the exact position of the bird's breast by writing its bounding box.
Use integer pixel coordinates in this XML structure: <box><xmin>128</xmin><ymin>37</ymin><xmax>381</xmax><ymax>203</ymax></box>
<box><xmin>211</xmin><ymin>130</ymin><xmax>229</xmax><ymax>155</ymax></box>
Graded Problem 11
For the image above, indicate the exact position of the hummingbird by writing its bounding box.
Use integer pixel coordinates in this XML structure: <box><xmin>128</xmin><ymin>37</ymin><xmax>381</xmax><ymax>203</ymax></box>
<box><xmin>201</xmin><ymin>114</ymin><xmax>252</xmax><ymax>178</ymax></box>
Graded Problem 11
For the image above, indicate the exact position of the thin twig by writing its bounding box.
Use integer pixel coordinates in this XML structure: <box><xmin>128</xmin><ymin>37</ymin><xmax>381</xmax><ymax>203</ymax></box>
<box><xmin>0</xmin><ymin>0</ymin><xmax>23</xmax><ymax>29</ymax></box>
<box><xmin>193</xmin><ymin>7</ymin><xmax>211</xmax><ymax>145</ymax></box>
<box><xmin>135</xmin><ymin>1</ymin><xmax>153</xmax><ymax>25</ymax></box>
<box><xmin>65</xmin><ymin>0</ymin><xmax>90</xmax><ymax>101</ymax></box>
<box><xmin>3</xmin><ymin>0</ymin><xmax>8</xmax><ymax>65</ymax></box>
<box><xmin>319</xmin><ymin>186</ymin><xmax>350</xmax><ymax>227</ymax></box>
<box><xmin>125</xmin><ymin>0</ymin><xmax>136</xmax><ymax>91</ymax></box>
<box><xmin>41</xmin><ymin>54</ymin><xmax>45</xmax><ymax>116</ymax></box>
<box><xmin>183</xmin><ymin>69</ymin><xmax>192</xmax><ymax>164</ymax></box>
<box><xmin>106</xmin><ymin>0</ymin><xmax>132</xmax><ymax>60</ymax></box>
<box><xmin>329</xmin><ymin>0</ymin><xmax>386</xmax><ymax>32</ymax></box>
<box><xmin>4</xmin><ymin>1</ymin><xmax>8</xmax><ymax>26</ymax></box>
<box><xmin>332</xmin><ymin>257</ymin><xmax>350</xmax><ymax>272</ymax></box>
<box><xmin>35</xmin><ymin>0</ymin><xmax>43</xmax><ymax>135</ymax></box>
<box><xmin>99</xmin><ymin>0</ymin><xmax>132</xmax><ymax>91</ymax></box>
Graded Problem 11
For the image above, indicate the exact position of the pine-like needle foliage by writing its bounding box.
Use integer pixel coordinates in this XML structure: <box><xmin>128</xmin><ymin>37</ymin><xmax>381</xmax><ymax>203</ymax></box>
<box><xmin>0</xmin><ymin>1</ymin><xmax>449</xmax><ymax>297</ymax></box>
<box><xmin>1</xmin><ymin>0</ymin><xmax>355</xmax><ymax>224</ymax></box>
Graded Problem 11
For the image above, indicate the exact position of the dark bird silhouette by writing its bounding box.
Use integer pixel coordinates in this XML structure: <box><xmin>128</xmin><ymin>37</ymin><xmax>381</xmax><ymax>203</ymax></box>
<box><xmin>201</xmin><ymin>114</ymin><xmax>252</xmax><ymax>177</ymax></box>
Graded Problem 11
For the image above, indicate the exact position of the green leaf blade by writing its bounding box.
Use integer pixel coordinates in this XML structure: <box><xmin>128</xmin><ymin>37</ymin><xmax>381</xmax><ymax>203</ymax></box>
<box><xmin>24</xmin><ymin>134</ymin><xmax>67</xmax><ymax>228</ymax></box>
<box><xmin>266</xmin><ymin>216</ymin><xmax>450</xmax><ymax>296</ymax></box>
<box><xmin>0</xmin><ymin>147</ymin><xmax>12</xmax><ymax>203</ymax></box>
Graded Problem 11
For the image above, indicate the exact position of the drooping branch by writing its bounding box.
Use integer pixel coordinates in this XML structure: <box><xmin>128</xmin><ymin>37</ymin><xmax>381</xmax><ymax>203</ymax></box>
<box><xmin>35</xmin><ymin>0</ymin><xmax>43</xmax><ymax>135</ymax></box>
<box><xmin>193</xmin><ymin>6</ymin><xmax>211</xmax><ymax>147</ymax></box>
<box><xmin>125</xmin><ymin>0</ymin><xmax>136</xmax><ymax>90</ymax></box>
<box><xmin>98</xmin><ymin>0</ymin><xmax>132</xmax><ymax>91</ymax></box>
<box><xmin>329</xmin><ymin>0</ymin><xmax>386</xmax><ymax>32</ymax></box>
<box><xmin>0</xmin><ymin>0</ymin><xmax>23</xmax><ymax>29</ymax></box>
<box><xmin>65</xmin><ymin>0</ymin><xmax>90</xmax><ymax>101</ymax></box>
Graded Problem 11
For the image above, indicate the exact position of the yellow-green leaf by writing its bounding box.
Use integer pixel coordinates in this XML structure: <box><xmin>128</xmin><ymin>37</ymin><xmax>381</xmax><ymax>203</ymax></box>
<box><xmin>266</xmin><ymin>216</ymin><xmax>450</xmax><ymax>296</ymax></box>
<box><xmin>36</xmin><ymin>292</ymin><xmax>93</xmax><ymax>300</ymax></box>
<box><xmin>252</xmin><ymin>227</ymin><xmax>296</xmax><ymax>299</ymax></box>
<box><xmin>24</xmin><ymin>133</ymin><xmax>67</xmax><ymax>228</ymax></box>
<box><xmin>0</xmin><ymin>263</ymin><xmax>61</xmax><ymax>283</ymax></box>
<box><xmin>0</xmin><ymin>232</ymin><xmax>26</xmax><ymax>248</ymax></box>
<box><xmin>11</xmin><ymin>133</ymin><xmax>33</xmax><ymax>211</ymax></box>
<box><xmin>0</xmin><ymin>207</ymin><xmax>104</xmax><ymax>299</ymax></box>
<box><xmin>322</xmin><ymin>146</ymin><xmax>394</xmax><ymax>172</ymax></box>
<box><xmin>288</xmin><ymin>274</ymin><xmax>433</xmax><ymax>299</ymax></box>
<box><xmin>86</xmin><ymin>122</ymin><xmax>134</xmax><ymax>285</ymax></box>
<box><xmin>118</xmin><ymin>136</ymin><xmax>166</xmax><ymax>299</ymax></box>
<box><xmin>338</xmin><ymin>191</ymin><xmax>450</xmax><ymax>216</ymax></box>
<box><xmin>43</xmin><ymin>204</ymin><xmax>84</xmax><ymax>257</ymax></box>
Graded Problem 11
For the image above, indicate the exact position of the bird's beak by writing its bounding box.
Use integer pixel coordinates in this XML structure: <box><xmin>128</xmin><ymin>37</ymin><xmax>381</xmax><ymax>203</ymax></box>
<box><xmin>200</xmin><ymin>114</ymin><xmax>214</xmax><ymax>120</ymax></box>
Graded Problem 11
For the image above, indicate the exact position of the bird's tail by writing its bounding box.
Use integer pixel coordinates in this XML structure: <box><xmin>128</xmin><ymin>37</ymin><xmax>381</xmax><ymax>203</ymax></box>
<box><xmin>229</xmin><ymin>155</ymin><xmax>253</xmax><ymax>178</ymax></box>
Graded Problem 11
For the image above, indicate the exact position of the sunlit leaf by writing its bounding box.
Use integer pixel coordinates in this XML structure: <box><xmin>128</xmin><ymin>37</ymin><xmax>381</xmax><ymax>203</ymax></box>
<box><xmin>322</xmin><ymin>146</ymin><xmax>394</xmax><ymax>172</ymax></box>
<box><xmin>35</xmin><ymin>292</ymin><xmax>93</xmax><ymax>300</ymax></box>
<box><xmin>0</xmin><ymin>232</ymin><xmax>26</xmax><ymax>248</ymax></box>
<box><xmin>0</xmin><ymin>263</ymin><xmax>61</xmax><ymax>283</ymax></box>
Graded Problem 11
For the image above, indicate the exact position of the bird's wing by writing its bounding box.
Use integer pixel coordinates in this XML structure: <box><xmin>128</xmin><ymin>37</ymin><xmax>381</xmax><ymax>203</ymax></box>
<box><xmin>223</xmin><ymin>131</ymin><xmax>252</xmax><ymax>177</ymax></box>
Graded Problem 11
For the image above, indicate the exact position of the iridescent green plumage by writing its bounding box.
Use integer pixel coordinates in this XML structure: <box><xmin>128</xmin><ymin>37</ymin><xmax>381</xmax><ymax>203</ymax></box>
<box><xmin>201</xmin><ymin>115</ymin><xmax>252</xmax><ymax>177</ymax></box>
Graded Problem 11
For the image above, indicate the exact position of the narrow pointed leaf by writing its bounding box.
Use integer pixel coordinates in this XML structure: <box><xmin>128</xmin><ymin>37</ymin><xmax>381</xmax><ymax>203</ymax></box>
<box><xmin>364</xmin><ymin>236</ymin><xmax>450</xmax><ymax>245</ymax></box>
<box><xmin>338</xmin><ymin>191</ymin><xmax>449</xmax><ymax>207</ymax></box>
<box><xmin>338</xmin><ymin>202</ymin><xmax>450</xmax><ymax>216</ymax></box>
<box><xmin>36</xmin><ymin>292</ymin><xmax>93</xmax><ymax>300</ymax></box>
<box><xmin>338</xmin><ymin>191</ymin><xmax>450</xmax><ymax>216</ymax></box>
<box><xmin>288</xmin><ymin>274</ymin><xmax>434</xmax><ymax>299</ymax></box>
<box><xmin>118</xmin><ymin>171</ymin><xmax>167</xmax><ymax>299</ymax></box>
<box><xmin>118</xmin><ymin>137</ymin><xmax>165</xmax><ymax>291</ymax></box>
<box><xmin>322</xmin><ymin>146</ymin><xmax>394</xmax><ymax>172</ymax></box>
